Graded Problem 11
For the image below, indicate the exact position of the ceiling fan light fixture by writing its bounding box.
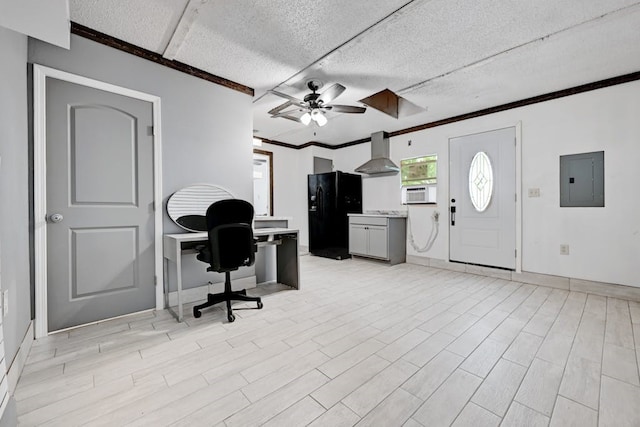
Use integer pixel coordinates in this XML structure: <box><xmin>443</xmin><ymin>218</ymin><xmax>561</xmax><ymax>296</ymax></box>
<box><xmin>315</xmin><ymin>112</ymin><xmax>328</xmax><ymax>126</ymax></box>
<box><xmin>270</xmin><ymin>81</ymin><xmax>363</xmax><ymax>128</ymax></box>
<box><xmin>300</xmin><ymin>112</ymin><xmax>311</xmax><ymax>125</ymax></box>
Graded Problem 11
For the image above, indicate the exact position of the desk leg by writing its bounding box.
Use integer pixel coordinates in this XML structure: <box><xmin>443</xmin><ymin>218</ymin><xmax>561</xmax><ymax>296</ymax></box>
<box><xmin>276</xmin><ymin>235</ymin><xmax>300</xmax><ymax>289</ymax></box>
<box><xmin>164</xmin><ymin>246</ymin><xmax>184</xmax><ymax>322</ymax></box>
<box><xmin>176</xmin><ymin>245</ymin><xmax>184</xmax><ymax>321</ymax></box>
<box><xmin>163</xmin><ymin>257</ymin><xmax>169</xmax><ymax>309</ymax></box>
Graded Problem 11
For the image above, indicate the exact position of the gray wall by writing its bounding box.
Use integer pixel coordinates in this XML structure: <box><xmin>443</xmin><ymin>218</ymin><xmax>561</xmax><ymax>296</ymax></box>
<box><xmin>0</xmin><ymin>26</ymin><xmax>29</xmax><ymax>427</ymax></box>
<box><xmin>29</xmin><ymin>34</ymin><xmax>255</xmax><ymax>291</ymax></box>
<box><xmin>0</xmin><ymin>27</ymin><xmax>253</xmax><ymax>368</ymax></box>
<box><xmin>29</xmin><ymin>34</ymin><xmax>254</xmax><ymax>230</ymax></box>
<box><xmin>0</xmin><ymin>24</ymin><xmax>255</xmax><ymax>376</ymax></box>
<box><xmin>0</xmin><ymin>26</ymin><xmax>32</xmax><ymax>373</ymax></box>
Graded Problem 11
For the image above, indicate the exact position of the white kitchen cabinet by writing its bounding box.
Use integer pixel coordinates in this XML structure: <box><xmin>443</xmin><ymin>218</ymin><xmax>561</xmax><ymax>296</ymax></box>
<box><xmin>349</xmin><ymin>223</ymin><xmax>369</xmax><ymax>256</ymax></box>
<box><xmin>348</xmin><ymin>215</ymin><xmax>406</xmax><ymax>265</ymax></box>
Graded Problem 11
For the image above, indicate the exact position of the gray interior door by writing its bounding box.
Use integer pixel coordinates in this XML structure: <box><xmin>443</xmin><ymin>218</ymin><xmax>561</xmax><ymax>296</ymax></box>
<box><xmin>449</xmin><ymin>127</ymin><xmax>516</xmax><ymax>270</ymax></box>
<box><xmin>46</xmin><ymin>77</ymin><xmax>155</xmax><ymax>332</ymax></box>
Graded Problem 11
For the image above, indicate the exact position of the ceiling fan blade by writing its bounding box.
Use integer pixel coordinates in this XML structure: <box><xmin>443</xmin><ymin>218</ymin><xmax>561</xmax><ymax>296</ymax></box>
<box><xmin>317</xmin><ymin>83</ymin><xmax>346</xmax><ymax>105</ymax></box>
<box><xmin>328</xmin><ymin>104</ymin><xmax>367</xmax><ymax>114</ymax></box>
<box><xmin>271</xmin><ymin>109</ymin><xmax>302</xmax><ymax>118</ymax></box>
<box><xmin>268</xmin><ymin>100</ymin><xmax>294</xmax><ymax>116</ymax></box>
<box><xmin>268</xmin><ymin>89</ymin><xmax>306</xmax><ymax>105</ymax></box>
<box><xmin>270</xmin><ymin>112</ymin><xmax>303</xmax><ymax>123</ymax></box>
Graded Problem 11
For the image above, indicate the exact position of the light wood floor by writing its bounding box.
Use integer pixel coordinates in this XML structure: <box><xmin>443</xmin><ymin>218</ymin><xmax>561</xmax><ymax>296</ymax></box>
<box><xmin>15</xmin><ymin>255</ymin><xmax>640</xmax><ymax>426</ymax></box>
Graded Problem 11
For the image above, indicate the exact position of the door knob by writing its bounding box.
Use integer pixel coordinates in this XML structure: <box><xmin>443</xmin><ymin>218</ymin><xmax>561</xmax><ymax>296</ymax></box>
<box><xmin>49</xmin><ymin>213</ymin><xmax>64</xmax><ymax>223</ymax></box>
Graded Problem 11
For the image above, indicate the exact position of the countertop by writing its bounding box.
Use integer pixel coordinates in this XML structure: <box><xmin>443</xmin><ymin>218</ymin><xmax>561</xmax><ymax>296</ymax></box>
<box><xmin>254</xmin><ymin>216</ymin><xmax>292</xmax><ymax>221</ymax></box>
<box><xmin>348</xmin><ymin>211</ymin><xmax>407</xmax><ymax>218</ymax></box>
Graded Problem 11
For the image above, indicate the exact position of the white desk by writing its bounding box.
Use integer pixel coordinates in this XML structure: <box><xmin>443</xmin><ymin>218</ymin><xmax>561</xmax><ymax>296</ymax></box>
<box><xmin>163</xmin><ymin>227</ymin><xmax>299</xmax><ymax>321</ymax></box>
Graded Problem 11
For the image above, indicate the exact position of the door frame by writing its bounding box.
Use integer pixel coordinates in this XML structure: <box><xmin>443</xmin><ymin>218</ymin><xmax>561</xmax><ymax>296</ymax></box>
<box><xmin>447</xmin><ymin>122</ymin><xmax>522</xmax><ymax>273</ymax></box>
<box><xmin>33</xmin><ymin>64</ymin><xmax>164</xmax><ymax>338</ymax></box>
<box><xmin>253</xmin><ymin>149</ymin><xmax>273</xmax><ymax>216</ymax></box>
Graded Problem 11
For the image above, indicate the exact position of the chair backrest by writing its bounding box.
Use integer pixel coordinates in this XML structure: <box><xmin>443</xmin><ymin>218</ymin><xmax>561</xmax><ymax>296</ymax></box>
<box><xmin>205</xmin><ymin>199</ymin><xmax>256</xmax><ymax>272</ymax></box>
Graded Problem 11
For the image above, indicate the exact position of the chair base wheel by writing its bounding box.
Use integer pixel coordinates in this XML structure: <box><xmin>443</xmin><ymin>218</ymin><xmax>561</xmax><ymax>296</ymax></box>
<box><xmin>192</xmin><ymin>286</ymin><xmax>262</xmax><ymax>322</ymax></box>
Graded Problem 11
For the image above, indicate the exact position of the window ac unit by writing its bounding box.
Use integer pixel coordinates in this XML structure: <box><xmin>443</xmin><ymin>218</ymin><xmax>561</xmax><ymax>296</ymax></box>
<box><xmin>401</xmin><ymin>185</ymin><xmax>437</xmax><ymax>205</ymax></box>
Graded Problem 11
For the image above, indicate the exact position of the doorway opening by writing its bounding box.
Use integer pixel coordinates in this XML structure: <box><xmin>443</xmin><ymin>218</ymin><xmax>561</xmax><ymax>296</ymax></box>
<box><xmin>253</xmin><ymin>149</ymin><xmax>273</xmax><ymax>216</ymax></box>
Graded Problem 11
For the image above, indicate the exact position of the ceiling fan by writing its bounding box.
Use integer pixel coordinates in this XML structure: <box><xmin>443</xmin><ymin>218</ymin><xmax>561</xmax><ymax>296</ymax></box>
<box><xmin>268</xmin><ymin>80</ymin><xmax>366</xmax><ymax>127</ymax></box>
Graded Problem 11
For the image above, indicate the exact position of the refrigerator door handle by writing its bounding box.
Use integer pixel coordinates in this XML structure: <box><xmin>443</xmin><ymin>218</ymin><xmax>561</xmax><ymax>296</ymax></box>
<box><xmin>317</xmin><ymin>186</ymin><xmax>324</xmax><ymax>219</ymax></box>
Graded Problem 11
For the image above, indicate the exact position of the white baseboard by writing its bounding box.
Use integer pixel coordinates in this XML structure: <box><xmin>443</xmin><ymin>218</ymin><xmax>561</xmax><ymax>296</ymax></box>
<box><xmin>406</xmin><ymin>255</ymin><xmax>640</xmax><ymax>302</ymax></box>
<box><xmin>167</xmin><ymin>276</ymin><xmax>257</xmax><ymax>307</ymax></box>
<box><xmin>7</xmin><ymin>320</ymin><xmax>34</xmax><ymax>394</ymax></box>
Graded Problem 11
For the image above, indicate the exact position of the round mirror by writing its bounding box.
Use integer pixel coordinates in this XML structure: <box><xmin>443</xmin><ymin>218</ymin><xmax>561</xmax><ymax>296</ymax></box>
<box><xmin>167</xmin><ymin>184</ymin><xmax>234</xmax><ymax>232</ymax></box>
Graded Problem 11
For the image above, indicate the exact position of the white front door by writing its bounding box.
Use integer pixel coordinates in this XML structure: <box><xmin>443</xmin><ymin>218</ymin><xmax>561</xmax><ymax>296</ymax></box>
<box><xmin>449</xmin><ymin>127</ymin><xmax>516</xmax><ymax>270</ymax></box>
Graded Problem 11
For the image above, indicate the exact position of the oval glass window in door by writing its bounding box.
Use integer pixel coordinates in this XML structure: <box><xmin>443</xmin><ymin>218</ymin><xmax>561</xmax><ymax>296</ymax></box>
<box><xmin>468</xmin><ymin>151</ymin><xmax>493</xmax><ymax>212</ymax></box>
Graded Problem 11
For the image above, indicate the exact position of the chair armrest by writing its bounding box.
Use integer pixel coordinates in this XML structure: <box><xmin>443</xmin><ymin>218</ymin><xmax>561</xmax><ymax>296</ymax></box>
<box><xmin>195</xmin><ymin>244</ymin><xmax>211</xmax><ymax>264</ymax></box>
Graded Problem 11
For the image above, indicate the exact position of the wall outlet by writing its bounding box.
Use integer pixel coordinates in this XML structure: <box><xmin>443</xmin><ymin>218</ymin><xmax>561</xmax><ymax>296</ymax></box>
<box><xmin>560</xmin><ymin>244</ymin><xmax>570</xmax><ymax>255</ymax></box>
<box><xmin>528</xmin><ymin>188</ymin><xmax>541</xmax><ymax>197</ymax></box>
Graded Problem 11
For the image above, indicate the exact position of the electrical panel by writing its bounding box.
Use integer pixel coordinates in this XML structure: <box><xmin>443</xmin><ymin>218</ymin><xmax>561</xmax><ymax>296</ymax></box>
<box><xmin>560</xmin><ymin>151</ymin><xmax>604</xmax><ymax>207</ymax></box>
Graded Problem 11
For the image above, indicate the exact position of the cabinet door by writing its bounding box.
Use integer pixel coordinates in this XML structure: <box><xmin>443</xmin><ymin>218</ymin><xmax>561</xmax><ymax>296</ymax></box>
<box><xmin>349</xmin><ymin>225</ymin><xmax>368</xmax><ymax>255</ymax></box>
<box><xmin>367</xmin><ymin>226</ymin><xmax>389</xmax><ymax>259</ymax></box>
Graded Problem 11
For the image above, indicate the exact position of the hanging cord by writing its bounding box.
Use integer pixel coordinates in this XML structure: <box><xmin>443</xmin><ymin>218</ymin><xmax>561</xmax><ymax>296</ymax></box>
<box><xmin>407</xmin><ymin>207</ymin><xmax>439</xmax><ymax>252</ymax></box>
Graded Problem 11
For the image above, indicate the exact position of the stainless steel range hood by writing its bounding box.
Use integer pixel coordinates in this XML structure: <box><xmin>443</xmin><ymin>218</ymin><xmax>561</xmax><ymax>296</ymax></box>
<box><xmin>355</xmin><ymin>131</ymin><xmax>399</xmax><ymax>175</ymax></box>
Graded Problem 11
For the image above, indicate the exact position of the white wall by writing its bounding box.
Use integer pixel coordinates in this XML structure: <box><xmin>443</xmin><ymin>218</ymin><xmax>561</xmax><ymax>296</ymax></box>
<box><xmin>253</xmin><ymin>152</ymin><xmax>270</xmax><ymax>216</ymax></box>
<box><xmin>269</xmin><ymin>80</ymin><xmax>640</xmax><ymax>288</ymax></box>
<box><xmin>259</xmin><ymin>143</ymin><xmax>308</xmax><ymax>245</ymax></box>
<box><xmin>517</xmin><ymin>83</ymin><xmax>639</xmax><ymax>286</ymax></box>
<box><xmin>261</xmin><ymin>143</ymin><xmax>342</xmax><ymax>248</ymax></box>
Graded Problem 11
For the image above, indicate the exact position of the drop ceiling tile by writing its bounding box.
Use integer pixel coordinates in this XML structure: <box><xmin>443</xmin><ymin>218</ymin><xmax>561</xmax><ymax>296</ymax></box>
<box><xmin>172</xmin><ymin>0</ymin><xmax>412</xmax><ymax>93</ymax></box>
<box><xmin>403</xmin><ymin>4</ymin><xmax>640</xmax><ymax>122</ymax></box>
<box><xmin>314</xmin><ymin>0</ymin><xmax>640</xmax><ymax>94</ymax></box>
<box><xmin>70</xmin><ymin>0</ymin><xmax>189</xmax><ymax>53</ymax></box>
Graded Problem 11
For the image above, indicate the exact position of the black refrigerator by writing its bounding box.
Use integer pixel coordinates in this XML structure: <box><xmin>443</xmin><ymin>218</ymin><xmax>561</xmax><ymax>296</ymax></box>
<box><xmin>308</xmin><ymin>171</ymin><xmax>362</xmax><ymax>260</ymax></box>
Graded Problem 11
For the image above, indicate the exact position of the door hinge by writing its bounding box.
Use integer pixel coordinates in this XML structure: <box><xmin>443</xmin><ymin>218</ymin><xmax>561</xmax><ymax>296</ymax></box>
<box><xmin>515</xmin><ymin>249</ymin><xmax>517</xmax><ymax>258</ymax></box>
<box><xmin>515</xmin><ymin>193</ymin><xmax>517</xmax><ymax>202</ymax></box>
<box><xmin>154</xmin><ymin>275</ymin><xmax>157</xmax><ymax>286</ymax></box>
<box><xmin>147</xmin><ymin>126</ymin><xmax>154</xmax><ymax>136</ymax></box>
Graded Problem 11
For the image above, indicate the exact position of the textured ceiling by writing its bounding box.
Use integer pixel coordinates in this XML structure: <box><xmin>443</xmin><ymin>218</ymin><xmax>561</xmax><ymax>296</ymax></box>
<box><xmin>70</xmin><ymin>0</ymin><xmax>640</xmax><ymax>146</ymax></box>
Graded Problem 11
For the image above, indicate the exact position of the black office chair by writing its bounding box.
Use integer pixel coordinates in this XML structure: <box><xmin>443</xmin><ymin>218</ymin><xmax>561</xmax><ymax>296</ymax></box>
<box><xmin>193</xmin><ymin>199</ymin><xmax>263</xmax><ymax>322</ymax></box>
